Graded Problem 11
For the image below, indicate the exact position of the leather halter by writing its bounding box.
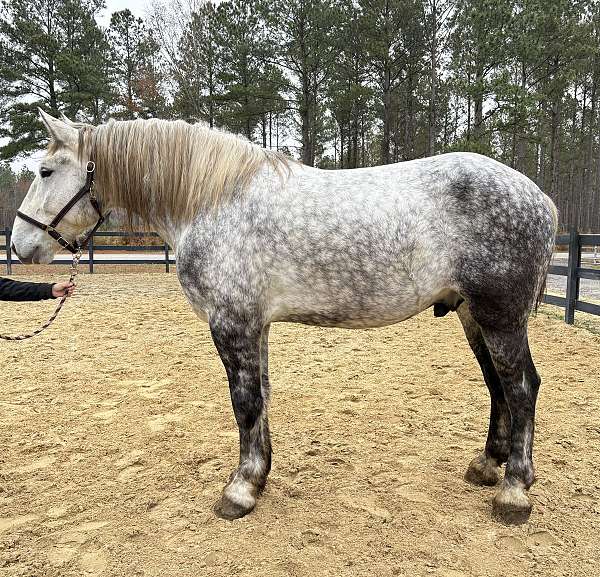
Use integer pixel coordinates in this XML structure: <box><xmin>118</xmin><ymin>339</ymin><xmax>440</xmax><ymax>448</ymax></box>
<box><xmin>16</xmin><ymin>161</ymin><xmax>108</xmax><ymax>254</ymax></box>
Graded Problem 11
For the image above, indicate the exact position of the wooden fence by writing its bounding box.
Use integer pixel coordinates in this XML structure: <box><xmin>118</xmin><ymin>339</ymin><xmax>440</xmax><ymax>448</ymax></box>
<box><xmin>1</xmin><ymin>228</ymin><xmax>599</xmax><ymax>325</ymax></box>
<box><xmin>543</xmin><ymin>231</ymin><xmax>600</xmax><ymax>324</ymax></box>
<box><xmin>1</xmin><ymin>229</ymin><xmax>174</xmax><ymax>274</ymax></box>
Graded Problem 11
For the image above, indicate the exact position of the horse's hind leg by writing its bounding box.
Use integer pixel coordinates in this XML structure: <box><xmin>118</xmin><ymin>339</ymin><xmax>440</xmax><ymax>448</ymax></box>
<box><xmin>457</xmin><ymin>304</ymin><xmax>510</xmax><ymax>486</ymax></box>
<box><xmin>210</xmin><ymin>315</ymin><xmax>272</xmax><ymax>520</ymax></box>
<box><xmin>480</xmin><ymin>324</ymin><xmax>541</xmax><ymax>525</ymax></box>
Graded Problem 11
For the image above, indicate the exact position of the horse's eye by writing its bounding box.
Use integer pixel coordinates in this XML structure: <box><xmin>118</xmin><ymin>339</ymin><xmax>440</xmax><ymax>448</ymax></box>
<box><xmin>40</xmin><ymin>168</ymin><xmax>53</xmax><ymax>178</ymax></box>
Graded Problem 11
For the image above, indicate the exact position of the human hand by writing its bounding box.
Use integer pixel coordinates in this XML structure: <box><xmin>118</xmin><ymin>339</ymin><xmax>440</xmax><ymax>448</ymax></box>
<box><xmin>52</xmin><ymin>281</ymin><xmax>75</xmax><ymax>298</ymax></box>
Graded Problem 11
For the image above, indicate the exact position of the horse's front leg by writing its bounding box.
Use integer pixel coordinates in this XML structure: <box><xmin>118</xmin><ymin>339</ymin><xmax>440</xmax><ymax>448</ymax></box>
<box><xmin>210</xmin><ymin>314</ymin><xmax>272</xmax><ymax>520</ymax></box>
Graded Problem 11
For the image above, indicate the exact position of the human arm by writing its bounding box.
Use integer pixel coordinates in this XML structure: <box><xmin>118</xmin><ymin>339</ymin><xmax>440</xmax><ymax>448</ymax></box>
<box><xmin>0</xmin><ymin>278</ymin><xmax>74</xmax><ymax>301</ymax></box>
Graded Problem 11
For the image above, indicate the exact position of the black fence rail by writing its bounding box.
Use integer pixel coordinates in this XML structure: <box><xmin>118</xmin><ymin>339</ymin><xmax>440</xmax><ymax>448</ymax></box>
<box><xmin>1</xmin><ymin>229</ymin><xmax>174</xmax><ymax>274</ymax></box>
<box><xmin>2</xmin><ymin>228</ymin><xmax>599</xmax><ymax>324</ymax></box>
<box><xmin>1</xmin><ymin>227</ymin><xmax>12</xmax><ymax>275</ymax></box>
<box><xmin>543</xmin><ymin>231</ymin><xmax>600</xmax><ymax>324</ymax></box>
<box><xmin>87</xmin><ymin>231</ymin><xmax>173</xmax><ymax>273</ymax></box>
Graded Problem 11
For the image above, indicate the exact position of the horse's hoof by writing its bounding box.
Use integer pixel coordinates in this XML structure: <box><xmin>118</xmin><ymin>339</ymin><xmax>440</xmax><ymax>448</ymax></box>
<box><xmin>214</xmin><ymin>477</ymin><xmax>257</xmax><ymax>520</ymax></box>
<box><xmin>213</xmin><ymin>495</ymin><xmax>255</xmax><ymax>520</ymax></box>
<box><xmin>465</xmin><ymin>453</ymin><xmax>501</xmax><ymax>486</ymax></box>
<box><xmin>492</xmin><ymin>483</ymin><xmax>532</xmax><ymax>525</ymax></box>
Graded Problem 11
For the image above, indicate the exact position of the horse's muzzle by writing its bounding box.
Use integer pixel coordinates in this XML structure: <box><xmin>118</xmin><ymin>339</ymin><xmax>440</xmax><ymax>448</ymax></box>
<box><xmin>12</xmin><ymin>243</ymin><xmax>34</xmax><ymax>264</ymax></box>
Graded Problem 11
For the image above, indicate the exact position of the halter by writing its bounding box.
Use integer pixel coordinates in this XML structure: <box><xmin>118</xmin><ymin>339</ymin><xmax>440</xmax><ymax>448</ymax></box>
<box><xmin>16</xmin><ymin>161</ymin><xmax>107</xmax><ymax>254</ymax></box>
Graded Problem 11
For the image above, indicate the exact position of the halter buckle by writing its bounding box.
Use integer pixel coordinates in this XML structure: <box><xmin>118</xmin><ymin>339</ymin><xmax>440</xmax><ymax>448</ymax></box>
<box><xmin>86</xmin><ymin>161</ymin><xmax>95</xmax><ymax>173</ymax></box>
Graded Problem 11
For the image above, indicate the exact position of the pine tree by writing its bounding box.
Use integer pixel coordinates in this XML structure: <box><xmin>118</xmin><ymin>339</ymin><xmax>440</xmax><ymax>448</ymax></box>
<box><xmin>326</xmin><ymin>1</ymin><xmax>374</xmax><ymax>168</ymax></box>
<box><xmin>359</xmin><ymin>0</ymin><xmax>427</xmax><ymax>164</ymax></box>
<box><xmin>173</xmin><ymin>2</ymin><xmax>223</xmax><ymax>126</ymax></box>
<box><xmin>108</xmin><ymin>9</ymin><xmax>165</xmax><ymax>119</ymax></box>
<box><xmin>214</xmin><ymin>0</ymin><xmax>286</xmax><ymax>142</ymax></box>
<box><xmin>261</xmin><ymin>0</ymin><xmax>339</xmax><ymax>166</ymax></box>
<box><xmin>0</xmin><ymin>0</ymin><xmax>107</xmax><ymax>158</ymax></box>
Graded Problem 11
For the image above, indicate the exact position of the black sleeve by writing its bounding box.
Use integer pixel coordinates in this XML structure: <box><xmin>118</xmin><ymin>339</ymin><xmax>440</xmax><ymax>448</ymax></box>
<box><xmin>0</xmin><ymin>278</ymin><xmax>55</xmax><ymax>301</ymax></box>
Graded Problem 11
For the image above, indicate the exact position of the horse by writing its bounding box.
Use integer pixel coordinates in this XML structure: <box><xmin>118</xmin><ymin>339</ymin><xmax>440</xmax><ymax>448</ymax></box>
<box><xmin>11</xmin><ymin>110</ymin><xmax>557</xmax><ymax>525</ymax></box>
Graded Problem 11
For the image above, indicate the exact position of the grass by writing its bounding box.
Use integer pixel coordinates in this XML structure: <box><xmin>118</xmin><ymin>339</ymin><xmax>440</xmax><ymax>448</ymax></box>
<box><xmin>538</xmin><ymin>302</ymin><xmax>600</xmax><ymax>335</ymax></box>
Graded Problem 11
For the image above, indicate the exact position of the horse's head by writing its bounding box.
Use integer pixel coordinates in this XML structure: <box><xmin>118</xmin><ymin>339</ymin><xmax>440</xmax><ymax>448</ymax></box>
<box><xmin>11</xmin><ymin>110</ymin><xmax>102</xmax><ymax>264</ymax></box>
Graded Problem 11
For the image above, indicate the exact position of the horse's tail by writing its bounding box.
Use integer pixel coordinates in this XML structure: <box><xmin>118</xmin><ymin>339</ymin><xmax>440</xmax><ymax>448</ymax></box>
<box><xmin>534</xmin><ymin>194</ymin><xmax>559</xmax><ymax>314</ymax></box>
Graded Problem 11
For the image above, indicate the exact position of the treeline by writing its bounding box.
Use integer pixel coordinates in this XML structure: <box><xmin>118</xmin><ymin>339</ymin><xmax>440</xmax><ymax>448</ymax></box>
<box><xmin>1</xmin><ymin>0</ymin><xmax>599</xmax><ymax>232</ymax></box>
<box><xmin>0</xmin><ymin>164</ymin><xmax>32</xmax><ymax>229</ymax></box>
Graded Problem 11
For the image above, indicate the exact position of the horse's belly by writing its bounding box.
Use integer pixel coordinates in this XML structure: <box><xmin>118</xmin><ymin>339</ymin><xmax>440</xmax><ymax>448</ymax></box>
<box><xmin>269</xmin><ymin>288</ymin><xmax>428</xmax><ymax>328</ymax></box>
<box><xmin>277</xmin><ymin>308</ymin><xmax>421</xmax><ymax>328</ymax></box>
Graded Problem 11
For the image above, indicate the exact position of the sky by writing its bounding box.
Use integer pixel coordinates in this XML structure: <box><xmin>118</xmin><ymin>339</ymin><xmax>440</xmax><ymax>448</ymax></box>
<box><xmin>97</xmin><ymin>0</ymin><xmax>148</xmax><ymax>26</ymax></box>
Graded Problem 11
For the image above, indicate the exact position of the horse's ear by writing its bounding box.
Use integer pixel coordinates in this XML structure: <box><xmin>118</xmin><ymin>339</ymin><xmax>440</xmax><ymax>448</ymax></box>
<box><xmin>38</xmin><ymin>108</ymin><xmax>78</xmax><ymax>148</ymax></box>
<box><xmin>59</xmin><ymin>112</ymin><xmax>75</xmax><ymax>125</ymax></box>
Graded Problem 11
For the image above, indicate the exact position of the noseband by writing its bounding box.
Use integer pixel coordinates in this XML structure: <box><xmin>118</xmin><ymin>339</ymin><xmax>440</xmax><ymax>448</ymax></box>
<box><xmin>16</xmin><ymin>161</ymin><xmax>108</xmax><ymax>254</ymax></box>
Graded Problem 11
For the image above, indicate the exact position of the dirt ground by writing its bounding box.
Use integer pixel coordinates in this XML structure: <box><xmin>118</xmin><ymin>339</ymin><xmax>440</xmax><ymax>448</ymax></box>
<box><xmin>1</xmin><ymin>272</ymin><xmax>599</xmax><ymax>577</ymax></box>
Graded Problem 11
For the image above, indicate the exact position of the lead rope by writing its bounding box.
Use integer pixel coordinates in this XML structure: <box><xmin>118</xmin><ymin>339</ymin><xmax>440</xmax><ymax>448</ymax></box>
<box><xmin>0</xmin><ymin>249</ymin><xmax>82</xmax><ymax>341</ymax></box>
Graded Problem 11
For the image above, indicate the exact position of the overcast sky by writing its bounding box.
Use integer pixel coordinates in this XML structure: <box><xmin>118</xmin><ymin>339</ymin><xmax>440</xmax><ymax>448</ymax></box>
<box><xmin>97</xmin><ymin>0</ymin><xmax>148</xmax><ymax>26</ymax></box>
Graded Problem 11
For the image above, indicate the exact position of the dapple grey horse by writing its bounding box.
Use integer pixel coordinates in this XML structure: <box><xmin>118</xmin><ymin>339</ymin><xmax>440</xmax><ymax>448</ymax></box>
<box><xmin>11</xmin><ymin>111</ymin><xmax>557</xmax><ymax>525</ymax></box>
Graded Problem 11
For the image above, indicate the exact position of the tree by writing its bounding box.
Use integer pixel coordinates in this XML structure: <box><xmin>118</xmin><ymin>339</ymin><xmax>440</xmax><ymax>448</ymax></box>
<box><xmin>326</xmin><ymin>1</ymin><xmax>375</xmax><ymax>167</ymax></box>
<box><xmin>57</xmin><ymin>0</ymin><xmax>112</xmax><ymax>122</ymax></box>
<box><xmin>0</xmin><ymin>0</ymin><xmax>107</xmax><ymax>158</ymax></box>
<box><xmin>108</xmin><ymin>9</ymin><xmax>166</xmax><ymax>119</ymax></box>
<box><xmin>425</xmin><ymin>0</ymin><xmax>454</xmax><ymax>155</ymax></box>
<box><xmin>172</xmin><ymin>2</ymin><xmax>223</xmax><ymax>126</ymax></box>
<box><xmin>214</xmin><ymin>0</ymin><xmax>287</xmax><ymax>142</ymax></box>
<box><xmin>262</xmin><ymin>0</ymin><xmax>339</xmax><ymax>166</ymax></box>
<box><xmin>360</xmin><ymin>0</ymin><xmax>427</xmax><ymax>164</ymax></box>
<box><xmin>449</xmin><ymin>0</ymin><xmax>513</xmax><ymax>153</ymax></box>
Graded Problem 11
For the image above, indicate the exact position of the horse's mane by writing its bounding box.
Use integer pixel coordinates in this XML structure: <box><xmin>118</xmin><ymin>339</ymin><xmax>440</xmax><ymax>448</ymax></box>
<box><xmin>77</xmin><ymin>118</ymin><xmax>290</xmax><ymax>228</ymax></box>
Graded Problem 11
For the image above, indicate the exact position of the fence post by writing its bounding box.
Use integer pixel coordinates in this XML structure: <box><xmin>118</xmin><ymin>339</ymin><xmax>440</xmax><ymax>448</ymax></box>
<box><xmin>165</xmin><ymin>243</ymin><xmax>170</xmax><ymax>273</ymax></box>
<box><xmin>565</xmin><ymin>228</ymin><xmax>580</xmax><ymax>325</ymax></box>
<box><xmin>88</xmin><ymin>234</ymin><xmax>94</xmax><ymax>274</ymax></box>
<box><xmin>5</xmin><ymin>228</ymin><xmax>12</xmax><ymax>275</ymax></box>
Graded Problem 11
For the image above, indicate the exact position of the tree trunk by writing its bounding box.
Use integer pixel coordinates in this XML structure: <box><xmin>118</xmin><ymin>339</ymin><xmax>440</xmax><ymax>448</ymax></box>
<box><xmin>550</xmin><ymin>94</ymin><xmax>561</xmax><ymax>199</ymax></box>
<box><xmin>269</xmin><ymin>111</ymin><xmax>273</xmax><ymax>149</ymax></box>
<box><xmin>405</xmin><ymin>75</ymin><xmax>416</xmax><ymax>160</ymax></box>
<box><xmin>45</xmin><ymin>3</ymin><xmax>58</xmax><ymax>114</ymax></box>
<box><xmin>381</xmin><ymin>67</ymin><xmax>392</xmax><ymax>164</ymax></box>
<box><xmin>536</xmin><ymin>101</ymin><xmax>546</xmax><ymax>189</ymax></box>
<box><xmin>361</xmin><ymin>114</ymin><xmax>366</xmax><ymax>167</ymax></box>
<box><xmin>340</xmin><ymin>124</ymin><xmax>345</xmax><ymax>169</ymax></box>
<box><xmin>428</xmin><ymin>0</ymin><xmax>437</xmax><ymax>156</ymax></box>
<box><xmin>300</xmin><ymin>74</ymin><xmax>312</xmax><ymax>165</ymax></box>
<box><xmin>466</xmin><ymin>71</ymin><xmax>472</xmax><ymax>142</ymax></box>
<box><xmin>473</xmin><ymin>62</ymin><xmax>484</xmax><ymax>144</ymax></box>
<box><xmin>584</xmin><ymin>70</ymin><xmax>596</xmax><ymax>230</ymax></box>
<box><xmin>515</xmin><ymin>61</ymin><xmax>527</xmax><ymax>170</ymax></box>
<box><xmin>351</xmin><ymin>115</ymin><xmax>358</xmax><ymax>168</ymax></box>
